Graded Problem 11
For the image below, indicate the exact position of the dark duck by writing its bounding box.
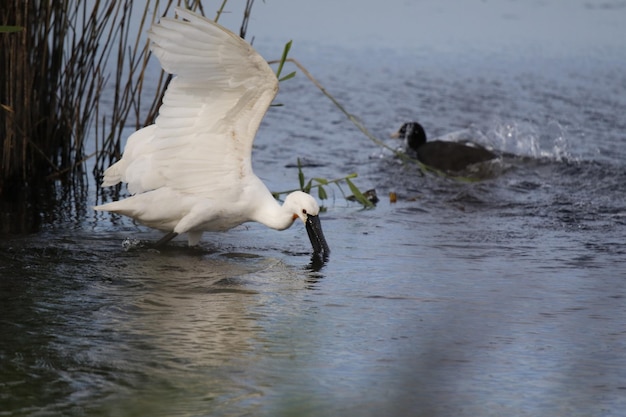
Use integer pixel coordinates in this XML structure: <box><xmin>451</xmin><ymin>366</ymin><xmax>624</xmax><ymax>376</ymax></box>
<box><xmin>391</xmin><ymin>122</ymin><xmax>497</xmax><ymax>172</ymax></box>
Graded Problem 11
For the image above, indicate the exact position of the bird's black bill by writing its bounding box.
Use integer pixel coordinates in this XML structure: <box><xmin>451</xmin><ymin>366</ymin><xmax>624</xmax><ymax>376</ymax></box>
<box><xmin>305</xmin><ymin>214</ymin><xmax>330</xmax><ymax>257</ymax></box>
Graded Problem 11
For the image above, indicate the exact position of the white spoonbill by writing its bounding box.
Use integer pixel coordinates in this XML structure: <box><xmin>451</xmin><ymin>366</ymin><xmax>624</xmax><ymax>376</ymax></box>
<box><xmin>94</xmin><ymin>8</ymin><xmax>329</xmax><ymax>256</ymax></box>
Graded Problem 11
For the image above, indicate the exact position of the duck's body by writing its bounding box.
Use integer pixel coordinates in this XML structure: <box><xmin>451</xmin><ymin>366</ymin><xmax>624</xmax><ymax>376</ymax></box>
<box><xmin>94</xmin><ymin>8</ymin><xmax>329</xmax><ymax>256</ymax></box>
<box><xmin>392</xmin><ymin>122</ymin><xmax>496</xmax><ymax>172</ymax></box>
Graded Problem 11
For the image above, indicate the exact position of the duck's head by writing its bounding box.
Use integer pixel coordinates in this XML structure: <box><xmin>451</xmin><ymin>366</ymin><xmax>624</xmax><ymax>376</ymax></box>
<box><xmin>284</xmin><ymin>191</ymin><xmax>330</xmax><ymax>257</ymax></box>
<box><xmin>391</xmin><ymin>122</ymin><xmax>427</xmax><ymax>150</ymax></box>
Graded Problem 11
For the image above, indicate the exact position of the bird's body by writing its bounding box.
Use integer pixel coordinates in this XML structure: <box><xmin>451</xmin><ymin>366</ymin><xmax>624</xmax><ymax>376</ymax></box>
<box><xmin>94</xmin><ymin>8</ymin><xmax>329</xmax><ymax>256</ymax></box>
<box><xmin>392</xmin><ymin>122</ymin><xmax>496</xmax><ymax>172</ymax></box>
<box><xmin>413</xmin><ymin>140</ymin><xmax>496</xmax><ymax>173</ymax></box>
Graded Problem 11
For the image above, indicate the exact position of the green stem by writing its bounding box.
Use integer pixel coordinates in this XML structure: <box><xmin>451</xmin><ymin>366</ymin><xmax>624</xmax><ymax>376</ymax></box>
<box><xmin>272</xmin><ymin>173</ymin><xmax>357</xmax><ymax>198</ymax></box>
<box><xmin>268</xmin><ymin>57</ymin><xmax>417</xmax><ymax>165</ymax></box>
<box><xmin>214</xmin><ymin>0</ymin><xmax>229</xmax><ymax>22</ymax></box>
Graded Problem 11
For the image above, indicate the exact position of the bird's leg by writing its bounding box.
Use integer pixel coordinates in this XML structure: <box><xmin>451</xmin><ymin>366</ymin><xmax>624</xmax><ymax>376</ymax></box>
<box><xmin>154</xmin><ymin>231</ymin><xmax>178</xmax><ymax>247</ymax></box>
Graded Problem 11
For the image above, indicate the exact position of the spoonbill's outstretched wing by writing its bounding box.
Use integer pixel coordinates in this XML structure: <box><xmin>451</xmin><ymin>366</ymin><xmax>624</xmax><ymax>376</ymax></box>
<box><xmin>114</xmin><ymin>7</ymin><xmax>278</xmax><ymax>197</ymax></box>
<box><xmin>96</xmin><ymin>8</ymin><xmax>329</xmax><ymax>257</ymax></box>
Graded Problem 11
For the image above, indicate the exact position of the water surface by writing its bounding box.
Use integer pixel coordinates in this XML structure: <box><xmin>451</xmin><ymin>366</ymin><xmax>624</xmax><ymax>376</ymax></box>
<box><xmin>1</xmin><ymin>1</ymin><xmax>626</xmax><ymax>416</ymax></box>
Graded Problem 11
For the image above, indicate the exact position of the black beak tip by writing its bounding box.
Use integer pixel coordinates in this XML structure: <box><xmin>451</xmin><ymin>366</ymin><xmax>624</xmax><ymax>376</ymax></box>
<box><xmin>305</xmin><ymin>214</ymin><xmax>330</xmax><ymax>259</ymax></box>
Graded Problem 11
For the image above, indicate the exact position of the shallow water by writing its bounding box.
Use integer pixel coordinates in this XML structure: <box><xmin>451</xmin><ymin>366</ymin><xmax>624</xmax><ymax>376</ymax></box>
<box><xmin>2</xmin><ymin>2</ymin><xmax>626</xmax><ymax>416</ymax></box>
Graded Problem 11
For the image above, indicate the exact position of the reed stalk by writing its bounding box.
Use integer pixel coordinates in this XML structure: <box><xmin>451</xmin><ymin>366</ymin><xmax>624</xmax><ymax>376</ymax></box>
<box><xmin>1</xmin><ymin>1</ymin><xmax>132</xmax><ymax>231</ymax></box>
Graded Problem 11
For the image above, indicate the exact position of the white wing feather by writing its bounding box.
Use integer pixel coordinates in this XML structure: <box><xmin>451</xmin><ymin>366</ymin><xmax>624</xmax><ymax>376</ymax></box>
<box><xmin>106</xmin><ymin>8</ymin><xmax>278</xmax><ymax>198</ymax></box>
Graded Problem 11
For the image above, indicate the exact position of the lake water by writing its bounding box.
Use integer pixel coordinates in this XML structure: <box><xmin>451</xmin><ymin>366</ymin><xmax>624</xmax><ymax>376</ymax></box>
<box><xmin>1</xmin><ymin>1</ymin><xmax>626</xmax><ymax>416</ymax></box>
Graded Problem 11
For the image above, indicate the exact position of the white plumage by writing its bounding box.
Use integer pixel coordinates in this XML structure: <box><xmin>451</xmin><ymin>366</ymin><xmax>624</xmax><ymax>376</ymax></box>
<box><xmin>95</xmin><ymin>8</ymin><xmax>329</xmax><ymax>256</ymax></box>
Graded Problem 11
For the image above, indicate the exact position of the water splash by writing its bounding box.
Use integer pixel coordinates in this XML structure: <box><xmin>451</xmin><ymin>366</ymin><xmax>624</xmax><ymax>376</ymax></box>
<box><xmin>122</xmin><ymin>237</ymin><xmax>143</xmax><ymax>251</ymax></box>
<box><xmin>544</xmin><ymin>119</ymin><xmax>572</xmax><ymax>162</ymax></box>
<box><xmin>484</xmin><ymin>118</ymin><xmax>574</xmax><ymax>161</ymax></box>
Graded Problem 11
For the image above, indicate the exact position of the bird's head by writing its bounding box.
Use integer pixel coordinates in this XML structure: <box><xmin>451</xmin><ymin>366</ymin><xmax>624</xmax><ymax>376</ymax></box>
<box><xmin>285</xmin><ymin>191</ymin><xmax>321</xmax><ymax>223</ymax></box>
<box><xmin>284</xmin><ymin>191</ymin><xmax>330</xmax><ymax>257</ymax></box>
<box><xmin>391</xmin><ymin>122</ymin><xmax>427</xmax><ymax>150</ymax></box>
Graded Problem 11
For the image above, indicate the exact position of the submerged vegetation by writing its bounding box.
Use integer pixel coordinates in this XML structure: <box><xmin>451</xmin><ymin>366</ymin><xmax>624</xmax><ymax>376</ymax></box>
<box><xmin>0</xmin><ymin>0</ymin><xmax>375</xmax><ymax>232</ymax></box>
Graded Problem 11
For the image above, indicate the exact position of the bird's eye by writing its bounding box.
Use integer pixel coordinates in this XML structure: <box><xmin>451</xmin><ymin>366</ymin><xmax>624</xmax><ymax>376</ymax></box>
<box><xmin>302</xmin><ymin>209</ymin><xmax>307</xmax><ymax>215</ymax></box>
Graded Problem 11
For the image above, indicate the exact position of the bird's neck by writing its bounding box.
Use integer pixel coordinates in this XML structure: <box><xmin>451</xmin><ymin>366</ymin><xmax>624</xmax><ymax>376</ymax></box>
<box><xmin>251</xmin><ymin>191</ymin><xmax>296</xmax><ymax>231</ymax></box>
<box><xmin>407</xmin><ymin>126</ymin><xmax>427</xmax><ymax>149</ymax></box>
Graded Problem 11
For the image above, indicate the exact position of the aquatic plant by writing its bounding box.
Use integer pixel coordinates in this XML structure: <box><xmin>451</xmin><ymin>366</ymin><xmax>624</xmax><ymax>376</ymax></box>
<box><xmin>272</xmin><ymin>159</ymin><xmax>375</xmax><ymax>209</ymax></box>
<box><xmin>0</xmin><ymin>25</ymin><xmax>22</xmax><ymax>33</ymax></box>
<box><xmin>265</xmin><ymin>42</ymin><xmax>372</xmax><ymax>208</ymax></box>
